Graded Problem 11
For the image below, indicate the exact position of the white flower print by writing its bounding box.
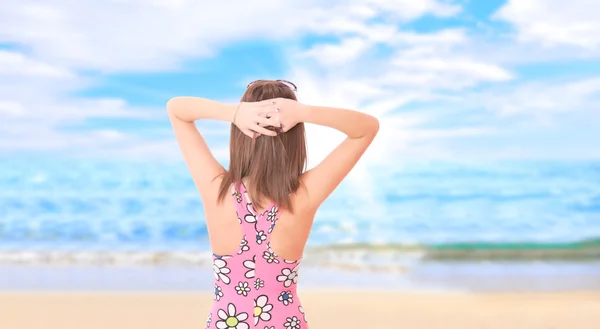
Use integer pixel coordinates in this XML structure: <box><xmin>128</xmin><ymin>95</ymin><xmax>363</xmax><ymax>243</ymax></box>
<box><xmin>246</xmin><ymin>201</ymin><xmax>256</xmax><ymax>213</ymax></box>
<box><xmin>267</xmin><ymin>244</ymin><xmax>278</xmax><ymax>254</ymax></box>
<box><xmin>298</xmin><ymin>306</ymin><xmax>307</xmax><ymax>323</ymax></box>
<box><xmin>233</xmin><ymin>191</ymin><xmax>243</xmax><ymax>203</ymax></box>
<box><xmin>253</xmin><ymin>295</ymin><xmax>273</xmax><ymax>325</ymax></box>
<box><xmin>235</xmin><ymin>281</ymin><xmax>251</xmax><ymax>296</ymax></box>
<box><xmin>276</xmin><ymin>263</ymin><xmax>299</xmax><ymax>288</ymax></box>
<box><xmin>216</xmin><ymin>303</ymin><xmax>249</xmax><ymax>329</ymax></box>
<box><xmin>244</xmin><ymin>213</ymin><xmax>256</xmax><ymax>224</ymax></box>
<box><xmin>243</xmin><ymin>256</ymin><xmax>255</xmax><ymax>279</ymax></box>
<box><xmin>238</xmin><ymin>237</ymin><xmax>250</xmax><ymax>255</ymax></box>
<box><xmin>254</xmin><ymin>278</ymin><xmax>264</xmax><ymax>290</ymax></box>
<box><xmin>284</xmin><ymin>316</ymin><xmax>301</xmax><ymax>329</ymax></box>
<box><xmin>244</xmin><ymin>202</ymin><xmax>256</xmax><ymax>222</ymax></box>
<box><xmin>278</xmin><ymin>290</ymin><xmax>293</xmax><ymax>306</ymax></box>
<box><xmin>268</xmin><ymin>222</ymin><xmax>275</xmax><ymax>234</ymax></box>
<box><xmin>262</xmin><ymin>250</ymin><xmax>279</xmax><ymax>264</ymax></box>
<box><xmin>214</xmin><ymin>284</ymin><xmax>224</xmax><ymax>301</ymax></box>
<box><xmin>206</xmin><ymin>312</ymin><xmax>212</xmax><ymax>329</ymax></box>
<box><xmin>266</xmin><ymin>206</ymin><xmax>278</xmax><ymax>221</ymax></box>
<box><xmin>264</xmin><ymin>327</ymin><xmax>275</xmax><ymax>329</ymax></box>
<box><xmin>256</xmin><ymin>230</ymin><xmax>267</xmax><ymax>245</ymax></box>
<box><xmin>213</xmin><ymin>258</ymin><xmax>231</xmax><ymax>284</ymax></box>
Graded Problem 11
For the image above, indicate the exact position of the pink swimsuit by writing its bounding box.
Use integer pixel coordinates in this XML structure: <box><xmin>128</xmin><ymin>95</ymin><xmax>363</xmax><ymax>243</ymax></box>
<box><xmin>206</xmin><ymin>182</ymin><xmax>308</xmax><ymax>329</ymax></box>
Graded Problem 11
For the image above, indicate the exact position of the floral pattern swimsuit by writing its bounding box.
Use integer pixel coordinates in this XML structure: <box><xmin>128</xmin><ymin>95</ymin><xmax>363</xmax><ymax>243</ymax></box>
<box><xmin>206</xmin><ymin>182</ymin><xmax>308</xmax><ymax>329</ymax></box>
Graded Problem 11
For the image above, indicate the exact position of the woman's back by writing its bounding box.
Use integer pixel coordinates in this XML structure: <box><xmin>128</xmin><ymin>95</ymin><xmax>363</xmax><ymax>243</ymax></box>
<box><xmin>207</xmin><ymin>181</ymin><xmax>307</xmax><ymax>329</ymax></box>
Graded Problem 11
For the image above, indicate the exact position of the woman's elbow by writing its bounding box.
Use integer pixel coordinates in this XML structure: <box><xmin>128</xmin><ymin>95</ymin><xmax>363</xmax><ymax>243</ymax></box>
<box><xmin>166</xmin><ymin>97</ymin><xmax>181</xmax><ymax>112</ymax></box>
<box><xmin>366</xmin><ymin>115</ymin><xmax>379</xmax><ymax>138</ymax></box>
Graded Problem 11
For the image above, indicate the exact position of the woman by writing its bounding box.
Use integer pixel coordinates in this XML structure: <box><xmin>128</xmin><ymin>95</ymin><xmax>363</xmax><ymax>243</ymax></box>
<box><xmin>167</xmin><ymin>80</ymin><xmax>379</xmax><ymax>329</ymax></box>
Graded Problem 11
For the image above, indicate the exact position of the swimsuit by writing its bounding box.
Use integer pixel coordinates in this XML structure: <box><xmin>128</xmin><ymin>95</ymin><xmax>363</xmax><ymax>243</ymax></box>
<box><xmin>206</xmin><ymin>182</ymin><xmax>308</xmax><ymax>329</ymax></box>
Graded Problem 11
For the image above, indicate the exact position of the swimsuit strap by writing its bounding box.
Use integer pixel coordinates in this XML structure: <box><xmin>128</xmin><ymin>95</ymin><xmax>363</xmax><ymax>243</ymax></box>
<box><xmin>232</xmin><ymin>181</ymin><xmax>280</xmax><ymax>247</ymax></box>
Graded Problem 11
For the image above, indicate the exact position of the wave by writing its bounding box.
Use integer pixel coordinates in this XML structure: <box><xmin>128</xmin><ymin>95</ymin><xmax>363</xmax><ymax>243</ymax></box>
<box><xmin>3</xmin><ymin>159</ymin><xmax>600</xmax><ymax>249</ymax></box>
<box><xmin>1</xmin><ymin>238</ymin><xmax>598</xmax><ymax>272</ymax></box>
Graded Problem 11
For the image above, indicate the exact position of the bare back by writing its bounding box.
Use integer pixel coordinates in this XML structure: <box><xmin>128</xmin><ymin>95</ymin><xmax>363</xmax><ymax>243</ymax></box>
<box><xmin>205</xmin><ymin>177</ymin><xmax>315</xmax><ymax>262</ymax></box>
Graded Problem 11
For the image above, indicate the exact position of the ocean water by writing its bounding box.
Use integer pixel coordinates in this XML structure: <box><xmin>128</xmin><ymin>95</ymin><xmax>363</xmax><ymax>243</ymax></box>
<box><xmin>1</xmin><ymin>158</ymin><xmax>599</xmax><ymax>264</ymax></box>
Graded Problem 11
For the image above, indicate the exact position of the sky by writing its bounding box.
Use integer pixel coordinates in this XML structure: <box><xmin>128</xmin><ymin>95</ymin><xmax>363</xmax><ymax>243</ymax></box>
<box><xmin>1</xmin><ymin>0</ymin><xmax>600</xmax><ymax>169</ymax></box>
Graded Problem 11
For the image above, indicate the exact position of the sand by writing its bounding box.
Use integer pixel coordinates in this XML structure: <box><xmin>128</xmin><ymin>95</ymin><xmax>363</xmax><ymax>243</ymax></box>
<box><xmin>1</xmin><ymin>290</ymin><xmax>599</xmax><ymax>329</ymax></box>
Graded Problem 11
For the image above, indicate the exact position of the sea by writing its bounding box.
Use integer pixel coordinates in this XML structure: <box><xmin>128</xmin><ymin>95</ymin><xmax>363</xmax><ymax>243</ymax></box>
<box><xmin>1</xmin><ymin>157</ymin><xmax>599</xmax><ymax>292</ymax></box>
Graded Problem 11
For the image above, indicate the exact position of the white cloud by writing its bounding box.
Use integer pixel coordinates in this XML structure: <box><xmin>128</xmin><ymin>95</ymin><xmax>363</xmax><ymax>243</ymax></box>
<box><xmin>267</xmin><ymin>12</ymin><xmax>521</xmax><ymax>166</ymax></box>
<box><xmin>407</xmin><ymin>74</ymin><xmax>600</xmax><ymax>160</ymax></box>
<box><xmin>1</xmin><ymin>0</ymin><xmax>597</xmax><ymax>164</ymax></box>
<box><xmin>464</xmin><ymin>77</ymin><xmax>600</xmax><ymax>119</ymax></box>
<box><xmin>284</xmin><ymin>7</ymin><xmax>599</xmax><ymax>164</ymax></box>
<box><xmin>0</xmin><ymin>0</ymin><xmax>459</xmax><ymax>72</ymax></box>
<box><xmin>0</xmin><ymin>50</ymin><xmax>74</xmax><ymax>78</ymax></box>
<box><xmin>0</xmin><ymin>0</ymin><xmax>466</xmax><ymax>159</ymax></box>
<box><xmin>0</xmin><ymin>50</ymin><xmax>165</xmax><ymax>155</ymax></box>
<box><xmin>494</xmin><ymin>0</ymin><xmax>600</xmax><ymax>50</ymax></box>
<box><xmin>288</xmin><ymin>25</ymin><xmax>512</xmax><ymax>165</ymax></box>
<box><xmin>299</xmin><ymin>27</ymin><xmax>513</xmax><ymax>93</ymax></box>
<box><xmin>385</xmin><ymin>55</ymin><xmax>513</xmax><ymax>89</ymax></box>
<box><xmin>285</xmin><ymin>62</ymin><xmax>504</xmax><ymax>166</ymax></box>
<box><xmin>363</xmin><ymin>0</ymin><xmax>460</xmax><ymax>18</ymax></box>
<box><xmin>0</xmin><ymin>100</ymin><xmax>25</xmax><ymax>117</ymax></box>
<box><xmin>301</xmin><ymin>38</ymin><xmax>371</xmax><ymax>66</ymax></box>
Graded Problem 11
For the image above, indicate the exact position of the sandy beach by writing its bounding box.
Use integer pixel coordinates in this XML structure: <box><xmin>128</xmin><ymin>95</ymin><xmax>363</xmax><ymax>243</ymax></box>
<box><xmin>1</xmin><ymin>290</ymin><xmax>599</xmax><ymax>329</ymax></box>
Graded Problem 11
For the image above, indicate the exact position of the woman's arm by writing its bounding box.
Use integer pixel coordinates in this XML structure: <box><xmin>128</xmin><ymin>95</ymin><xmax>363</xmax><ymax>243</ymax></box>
<box><xmin>166</xmin><ymin>97</ymin><xmax>233</xmax><ymax>200</ymax></box>
<box><xmin>166</xmin><ymin>97</ymin><xmax>279</xmax><ymax>199</ymax></box>
<box><xmin>167</xmin><ymin>97</ymin><xmax>237</xmax><ymax>123</ymax></box>
<box><xmin>299</xmin><ymin>104</ymin><xmax>379</xmax><ymax>139</ymax></box>
<box><xmin>273</xmin><ymin>98</ymin><xmax>380</xmax><ymax>210</ymax></box>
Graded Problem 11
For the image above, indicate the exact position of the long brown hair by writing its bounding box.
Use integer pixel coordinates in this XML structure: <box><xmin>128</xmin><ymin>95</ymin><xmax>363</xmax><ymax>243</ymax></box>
<box><xmin>217</xmin><ymin>80</ymin><xmax>307</xmax><ymax>212</ymax></box>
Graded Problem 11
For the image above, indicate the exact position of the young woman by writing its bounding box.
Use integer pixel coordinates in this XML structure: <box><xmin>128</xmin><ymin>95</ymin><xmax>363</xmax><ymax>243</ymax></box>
<box><xmin>167</xmin><ymin>80</ymin><xmax>379</xmax><ymax>329</ymax></box>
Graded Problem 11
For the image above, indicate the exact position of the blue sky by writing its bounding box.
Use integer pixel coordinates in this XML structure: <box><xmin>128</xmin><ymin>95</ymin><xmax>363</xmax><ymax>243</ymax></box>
<box><xmin>1</xmin><ymin>0</ymin><xmax>599</xmax><ymax>167</ymax></box>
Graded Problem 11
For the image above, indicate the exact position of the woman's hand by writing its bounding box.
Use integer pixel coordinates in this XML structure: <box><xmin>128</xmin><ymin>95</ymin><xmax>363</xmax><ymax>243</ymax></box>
<box><xmin>234</xmin><ymin>100</ymin><xmax>281</xmax><ymax>138</ymax></box>
<box><xmin>269</xmin><ymin>98</ymin><xmax>305</xmax><ymax>132</ymax></box>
